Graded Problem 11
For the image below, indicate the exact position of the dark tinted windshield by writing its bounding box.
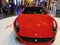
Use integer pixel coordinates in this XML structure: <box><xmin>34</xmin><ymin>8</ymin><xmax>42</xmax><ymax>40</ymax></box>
<box><xmin>22</xmin><ymin>7</ymin><xmax>46</xmax><ymax>14</ymax></box>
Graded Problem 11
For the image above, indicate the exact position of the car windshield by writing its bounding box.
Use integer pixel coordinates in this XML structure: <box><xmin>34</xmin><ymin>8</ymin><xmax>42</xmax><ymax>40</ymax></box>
<box><xmin>22</xmin><ymin>7</ymin><xmax>46</xmax><ymax>14</ymax></box>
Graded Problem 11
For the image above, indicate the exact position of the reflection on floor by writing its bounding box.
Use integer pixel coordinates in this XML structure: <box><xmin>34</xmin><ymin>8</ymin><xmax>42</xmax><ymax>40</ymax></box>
<box><xmin>0</xmin><ymin>14</ymin><xmax>4</xmax><ymax>20</ymax></box>
<box><xmin>56</xmin><ymin>14</ymin><xmax>60</xmax><ymax>18</ymax></box>
<box><xmin>0</xmin><ymin>9</ymin><xmax>21</xmax><ymax>20</ymax></box>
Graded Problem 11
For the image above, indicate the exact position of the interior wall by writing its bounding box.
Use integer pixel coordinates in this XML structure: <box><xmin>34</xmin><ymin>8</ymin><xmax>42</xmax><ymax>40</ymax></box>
<box><xmin>57</xmin><ymin>0</ymin><xmax>60</xmax><ymax>10</ymax></box>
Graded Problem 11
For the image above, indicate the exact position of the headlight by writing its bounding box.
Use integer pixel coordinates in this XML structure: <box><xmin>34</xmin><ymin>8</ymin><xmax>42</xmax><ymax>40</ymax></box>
<box><xmin>14</xmin><ymin>20</ymin><xmax>19</xmax><ymax>32</ymax></box>
<box><xmin>53</xmin><ymin>21</ymin><xmax>57</xmax><ymax>33</ymax></box>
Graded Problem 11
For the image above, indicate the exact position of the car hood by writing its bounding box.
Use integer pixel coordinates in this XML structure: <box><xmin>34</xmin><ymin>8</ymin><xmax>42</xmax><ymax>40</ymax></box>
<box><xmin>16</xmin><ymin>14</ymin><xmax>56</xmax><ymax>38</ymax></box>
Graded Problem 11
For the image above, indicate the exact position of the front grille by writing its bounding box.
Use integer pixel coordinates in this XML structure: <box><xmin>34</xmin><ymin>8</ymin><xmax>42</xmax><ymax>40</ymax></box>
<box><xmin>19</xmin><ymin>36</ymin><xmax>53</xmax><ymax>42</ymax></box>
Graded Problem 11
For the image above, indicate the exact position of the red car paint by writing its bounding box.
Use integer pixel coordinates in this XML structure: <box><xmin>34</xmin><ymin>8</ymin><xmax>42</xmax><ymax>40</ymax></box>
<box><xmin>14</xmin><ymin>7</ymin><xmax>57</xmax><ymax>45</ymax></box>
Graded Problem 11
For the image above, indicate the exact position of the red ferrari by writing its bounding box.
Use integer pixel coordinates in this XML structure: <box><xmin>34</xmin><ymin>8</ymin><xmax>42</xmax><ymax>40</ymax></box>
<box><xmin>14</xmin><ymin>6</ymin><xmax>57</xmax><ymax>45</ymax></box>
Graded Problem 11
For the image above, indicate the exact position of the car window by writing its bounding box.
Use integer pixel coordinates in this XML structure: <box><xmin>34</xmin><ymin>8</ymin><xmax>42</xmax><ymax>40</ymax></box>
<box><xmin>22</xmin><ymin>7</ymin><xmax>46</xmax><ymax>14</ymax></box>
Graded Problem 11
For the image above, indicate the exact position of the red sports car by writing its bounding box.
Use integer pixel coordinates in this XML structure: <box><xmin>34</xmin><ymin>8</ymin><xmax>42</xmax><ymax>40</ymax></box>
<box><xmin>14</xmin><ymin>6</ymin><xmax>57</xmax><ymax>45</ymax></box>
